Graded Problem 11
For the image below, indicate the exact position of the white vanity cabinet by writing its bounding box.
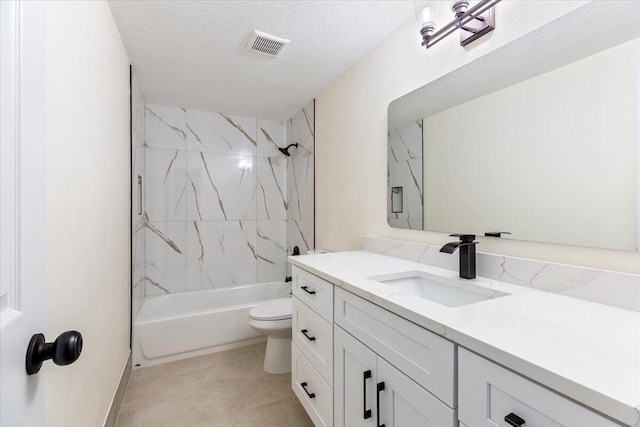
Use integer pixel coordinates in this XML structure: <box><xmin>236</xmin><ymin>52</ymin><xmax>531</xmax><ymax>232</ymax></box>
<box><xmin>292</xmin><ymin>266</ymin><xmax>333</xmax><ymax>321</ymax></box>
<box><xmin>334</xmin><ymin>326</ymin><xmax>457</xmax><ymax>427</ymax></box>
<box><xmin>458</xmin><ymin>348</ymin><xmax>619</xmax><ymax>427</ymax></box>
<box><xmin>291</xmin><ymin>266</ymin><xmax>335</xmax><ymax>427</ymax></box>
<box><xmin>334</xmin><ymin>287</ymin><xmax>458</xmax><ymax>427</ymax></box>
<box><xmin>291</xmin><ymin>263</ymin><xmax>621</xmax><ymax>427</ymax></box>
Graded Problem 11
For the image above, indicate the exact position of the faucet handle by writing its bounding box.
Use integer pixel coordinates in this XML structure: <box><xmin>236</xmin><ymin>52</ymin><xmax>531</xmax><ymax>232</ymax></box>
<box><xmin>450</xmin><ymin>234</ymin><xmax>476</xmax><ymax>243</ymax></box>
<box><xmin>484</xmin><ymin>231</ymin><xmax>511</xmax><ymax>238</ymax></box>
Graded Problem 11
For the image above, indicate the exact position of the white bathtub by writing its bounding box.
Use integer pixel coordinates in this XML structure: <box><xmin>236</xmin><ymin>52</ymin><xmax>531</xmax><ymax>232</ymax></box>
<box><xmin>132</xmin><ymin>281</ymin><xmax>291</xmax><ymax>368</ymax></box>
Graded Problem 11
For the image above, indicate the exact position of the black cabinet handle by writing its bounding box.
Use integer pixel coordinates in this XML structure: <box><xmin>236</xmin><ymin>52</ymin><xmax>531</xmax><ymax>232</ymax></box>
<box><xmin>25</xmin><ymin>331</ymin><xmax>83</xmax><ymax>375</ymax></box>
<box><xmin>376</xmin><ymin>381</ymin><xmax>385</xmax><ymax>427</ymax></box>
<box><xmin>301</xmin><ymin>382</ymin><xmax>315</xmax><ymax>399</ymax></box>
<box><xmin>300</xmin><ymin>286</ymin><xmax>316</xmax><ymax>295</ymax></box>
<box><xmin>504</xmin><ymin>413</ymin><xmax>526</xmax><ymax>427</ymax></box>
<box><xmin>301</xmin><ymin>329</ymin><xmax>316</xmax><ymax>341</ymax></box>
<box><xmin>363</xmin><ymin>370</ymin><xmax>372</xmax><ymax>419</ymax></box>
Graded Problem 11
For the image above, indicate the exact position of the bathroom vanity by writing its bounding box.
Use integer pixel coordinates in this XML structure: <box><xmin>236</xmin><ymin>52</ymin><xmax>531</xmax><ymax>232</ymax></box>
<box><xmin>289</xmin><ymin>249</ymin><xmax>640</xmax><ymax>427</ymax></box>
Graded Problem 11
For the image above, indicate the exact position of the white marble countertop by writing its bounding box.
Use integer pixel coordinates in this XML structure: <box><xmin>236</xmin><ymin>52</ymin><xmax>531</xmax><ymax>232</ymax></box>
<box><xmin>289</xmin><ymin>251</ymin><xmax>640</xmax><ymax>426</ymax></box>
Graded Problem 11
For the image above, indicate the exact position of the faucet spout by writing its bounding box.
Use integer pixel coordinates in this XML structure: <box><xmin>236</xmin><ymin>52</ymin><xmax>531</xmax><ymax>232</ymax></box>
<box><xmin>439</xmin><ymin>242</ymin><xmax>461</xmax><ymax>254</ymax></box>
<box><xmin>440</xmin><ymin>234</ymin><xmax>478</xmax><ymax>279</ymax></box>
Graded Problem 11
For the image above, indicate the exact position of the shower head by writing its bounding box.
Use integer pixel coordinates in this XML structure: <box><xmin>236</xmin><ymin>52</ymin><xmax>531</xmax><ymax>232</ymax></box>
<box><xmin>278</xmin><ymin>143</ymin><xmax>298</xmax><ymax>157</ymax></box>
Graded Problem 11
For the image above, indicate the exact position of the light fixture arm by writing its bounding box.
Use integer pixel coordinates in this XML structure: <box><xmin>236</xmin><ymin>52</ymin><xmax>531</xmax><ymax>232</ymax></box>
<box><xmin>421</xmin><ymin>0</ymin><xmax>501</xmax><ymax>49</ymax></box>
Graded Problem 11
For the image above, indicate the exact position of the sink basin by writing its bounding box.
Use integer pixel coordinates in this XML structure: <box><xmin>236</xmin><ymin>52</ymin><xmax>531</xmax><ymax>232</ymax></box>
<box><xmin>369</xmin><ymin>271</ymin><xmax>508</xmax><ymax>307</ymax></box>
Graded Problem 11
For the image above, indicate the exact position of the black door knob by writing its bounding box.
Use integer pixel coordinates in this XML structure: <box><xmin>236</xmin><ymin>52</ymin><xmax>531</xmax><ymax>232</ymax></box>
<box><xmin>25</xmin><ymin>331</ymin><xmax>83</xmax><ymax>375</ymax></box>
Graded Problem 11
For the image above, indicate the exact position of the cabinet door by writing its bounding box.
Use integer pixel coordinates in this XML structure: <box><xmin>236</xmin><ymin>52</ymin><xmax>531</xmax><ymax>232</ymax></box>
<box><xmin>377</xmin><ymin>357</ymin><xmax>457</xmax><ymax>427</ymax></box>
<box><xmin>458</xmin><ymin>348</ymin><xmax>619</xmax><ymax>427</ymax></box>
<box><xmin>334</xmin><ymin>326</ymin><xmax>377</xmax><ymax>427</ymax></box>
<box><xmin>335</xmin><ymin>287</ymin><xmax>456</xmax><ymax>407</ymax></box>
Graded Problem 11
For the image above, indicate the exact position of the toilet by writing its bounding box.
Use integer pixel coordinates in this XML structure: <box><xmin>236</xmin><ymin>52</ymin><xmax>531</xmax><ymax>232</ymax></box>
<box><xmin>248</xmin><ymin>297</ymin><xmax>292</xmax><ymax>374</ymax></box>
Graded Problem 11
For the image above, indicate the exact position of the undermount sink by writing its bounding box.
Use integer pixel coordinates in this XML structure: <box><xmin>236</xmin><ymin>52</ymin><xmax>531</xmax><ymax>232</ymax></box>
<box><xmin>369</xmin><ymin>271</ymin><xmax>509</xmax><ymax>307</ymax></box>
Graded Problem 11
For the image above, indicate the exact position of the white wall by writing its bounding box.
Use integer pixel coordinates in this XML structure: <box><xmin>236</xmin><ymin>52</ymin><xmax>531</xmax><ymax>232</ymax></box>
<box><xmin>316</xmin><ymin>1</ymin><xmax>640</xmax><ymax>274</ymax></box>
<box><xmin>46</xmin><ymin>1</ymin><xmax>131</xmax><ymax>425</ymax></box>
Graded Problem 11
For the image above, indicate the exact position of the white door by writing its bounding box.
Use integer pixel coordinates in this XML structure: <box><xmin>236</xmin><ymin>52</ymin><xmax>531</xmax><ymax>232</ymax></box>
<box><xmin>0</xmin><ymin>1</ymin><xmax>47</xmax><ymax>425</ymax></box>
<box><xmin>334</xmin><ymin>326</ymin><xmax>376</xmax><ymax>427</ymax></box>
<box><xmin>377</xmin><ymin>357</ymin><xmax>456</xmax><ymax>427</ymax></box>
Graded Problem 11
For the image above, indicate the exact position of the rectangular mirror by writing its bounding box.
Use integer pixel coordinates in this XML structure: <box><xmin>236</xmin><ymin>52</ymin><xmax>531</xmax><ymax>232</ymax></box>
<box><xmin>387</xmin><ymin>2</ymin><xmax>640</xmax><ymax>251</ymax></box>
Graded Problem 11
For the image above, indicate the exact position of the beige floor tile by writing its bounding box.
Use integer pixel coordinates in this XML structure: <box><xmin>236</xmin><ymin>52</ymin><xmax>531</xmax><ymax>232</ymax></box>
<box><xmin>116</xmin><ymin>343</ymin><xmax>313</xmax><ymax>427</ymax></box>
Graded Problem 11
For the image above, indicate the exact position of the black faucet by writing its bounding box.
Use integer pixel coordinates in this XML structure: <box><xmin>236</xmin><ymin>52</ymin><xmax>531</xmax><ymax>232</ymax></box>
<box><xmin>440</xmin><ymin>234</ymin><xmax>478</xmax><ymax>279</ymax></box>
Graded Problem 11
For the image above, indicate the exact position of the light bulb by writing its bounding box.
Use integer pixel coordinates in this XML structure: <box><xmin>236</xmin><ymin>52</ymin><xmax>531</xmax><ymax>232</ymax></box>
<box><xmin>418</xmin><ymin>7</ymin><xmax>436</xmax><ymax>31</ymax></box>
<box><xmin>418</xmin><ymin>6</ymin><xmax>437</xmax><ymax>46</ymax></box>
<box><xmin>450</xmin><ymin>0</ymin><xmax>470</xmax><ymax>18</ymax></box>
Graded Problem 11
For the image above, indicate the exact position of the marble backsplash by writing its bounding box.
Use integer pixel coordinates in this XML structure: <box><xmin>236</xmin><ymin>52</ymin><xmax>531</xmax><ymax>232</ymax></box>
<box><xmin>142</xmin><ymin>101</ymin><xmax>314</xmax><ymax>296</ymax></box>
<box><xmin>363</xmin><ymin>236</ymin><xmax>640</xmax><ymax>312</ymax></box>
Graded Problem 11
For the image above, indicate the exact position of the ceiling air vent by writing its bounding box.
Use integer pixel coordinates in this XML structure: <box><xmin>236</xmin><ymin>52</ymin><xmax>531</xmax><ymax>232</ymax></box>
<box><xmin>246</xmin><ymin>31</ymin><xmax>290</xmax><ymax>57</ymax></box>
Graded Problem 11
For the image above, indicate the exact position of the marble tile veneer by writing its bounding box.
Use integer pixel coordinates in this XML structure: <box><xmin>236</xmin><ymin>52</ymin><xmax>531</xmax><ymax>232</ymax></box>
<box><xmin>363</xmin><ymin>236</ymin><xmax>640</xmax><ymax>312</ymax></box>
<box><xmin>387</xmin><ymin>120</ymin><xmax>423</xmax><ymax>231</ymax></box>
<box><xmin>185</xmin><ymin>109</ymin><xmax>257</xmax><ymax>155</ymax></box>
<box><xmin>145</xmin><ymin>148</ymin><xmax>187</xmax><ymax>222</ymax></box>
<box><xmin>185</xmin><ymin>151</ymin><xmax>256</xmax><ymax>221</ymax></box>
<box><xmin>257</xmin><ymin>156</ymin><xmax>287</xmax><ymax>221</ymax></box>
<box><xmin>131</xmin><ymin>70</ymin><xmax>146</xmax><ymax>318</ymax></box>
<box><xmin>145</xmin><ymin>104</ymin><xmax>186</xmax><ymax>150</ymax></box>
<box><xmin>186</xmin><ymin>220</ymin><xmax>258</xmax><ymax>290</ymax></box>
<box><xmin>286</xmin><ymin>101</ymin><xmax>315</xmax><ymax>259</ymax></box>
<box><xmin>143</xmin><ymin>102</ymin><xmax>314</xmax><ymax>295</ymax></box>
<box><xmin>145</xmin><ymin>220</ymin><xmax>187</xmax><ymax>296</ymax></box>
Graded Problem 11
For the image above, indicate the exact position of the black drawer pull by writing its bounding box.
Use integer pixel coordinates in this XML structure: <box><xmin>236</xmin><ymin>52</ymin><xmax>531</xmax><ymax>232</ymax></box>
<box><xmin>505</xmin><ymin>413</ymin><xmax>525</xmax><ymax>427</ymax></box>
<box><xmin>301</xmin><ymin>329</ymin><xmax>316</xmax><ymax>341</ymax></box>
<box><xmin>376</xmin><ymin>381</ymin><xmax>385</xmax><ymax>427</ymax></box>
<box><xmin>363</xmin><ymin>370</ymin><xmax>372</xmax><ymax>419</ymax></box>
<box><xmin>301</xmin><ymin>382</ymin><xmax>315</xmax><ymax>399</ymax></box>
<box><xmin>300</xmin><ymin>286</ymin><xmax>316</xmax><ymax>295</ymax></box>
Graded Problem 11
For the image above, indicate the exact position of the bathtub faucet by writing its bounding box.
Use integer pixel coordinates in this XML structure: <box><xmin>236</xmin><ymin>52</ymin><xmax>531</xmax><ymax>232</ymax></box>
<box><xmin>285</xmin><ymin>276</ymin><xmax>292</xmax><ymax>283</ymax></box>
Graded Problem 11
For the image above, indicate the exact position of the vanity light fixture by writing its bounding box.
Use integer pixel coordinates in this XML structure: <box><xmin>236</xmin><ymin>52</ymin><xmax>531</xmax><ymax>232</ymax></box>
<box><xmin>418</xmin><ymin>0</ymin><xmax>501</xmax><ymax>49</ymax></box>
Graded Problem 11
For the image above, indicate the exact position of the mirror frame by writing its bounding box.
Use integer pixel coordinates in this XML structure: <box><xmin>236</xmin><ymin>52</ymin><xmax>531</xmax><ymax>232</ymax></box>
<box><xmin>387</xmin><ymin>1</ymin><xmax>640</xmax><ymax>251</ymax></box>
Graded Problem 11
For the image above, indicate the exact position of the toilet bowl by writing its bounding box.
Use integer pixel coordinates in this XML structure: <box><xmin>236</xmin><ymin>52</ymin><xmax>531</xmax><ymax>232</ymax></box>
<box><xmin>248</xmin><ymin>297</ymin><xmax>292</xmax><ymax>374</ymax></box>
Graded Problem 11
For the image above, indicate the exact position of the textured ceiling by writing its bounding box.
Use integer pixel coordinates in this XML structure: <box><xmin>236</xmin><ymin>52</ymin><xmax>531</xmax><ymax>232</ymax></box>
<box><xmin>108</xmin><ymin>0</ymin><xmax>420</xmax><ymax>121</ymax></box>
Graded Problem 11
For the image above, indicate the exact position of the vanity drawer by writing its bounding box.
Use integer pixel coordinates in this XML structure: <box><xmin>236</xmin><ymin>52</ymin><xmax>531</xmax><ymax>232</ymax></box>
<box><xmin>292</xmin><ymin>344</ymin><xmax>333</xmax><ymax>427</ymax></box>
<box><xmin>292</xmin><ymin>266</ymin><xmax>334</xmax><ymax>322</ymax></box>
<box><xmin>293</xmin><ymin>296</ymin><xmax>333</xmax><ymax>385</ymax></box>
<box><xmin>334</xmin><ymin>287</ymin><xmax>456</xmax><ymax>408</ymax></box>
<box><xmin>458</xmin><ymin>348</ymin><xmax>618</xmax><ymax>427</ymax></box>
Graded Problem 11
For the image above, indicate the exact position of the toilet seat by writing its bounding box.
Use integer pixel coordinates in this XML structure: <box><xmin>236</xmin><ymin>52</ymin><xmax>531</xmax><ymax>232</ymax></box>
<box><xmin>249</xmin><ymin>298</ymin><xmax>292</xmax><ymax>321</ymax></box>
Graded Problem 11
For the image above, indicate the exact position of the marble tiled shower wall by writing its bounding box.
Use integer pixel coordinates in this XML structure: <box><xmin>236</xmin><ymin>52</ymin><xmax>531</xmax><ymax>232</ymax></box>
<box><xmin>286</xmin><ymin>102</ymin><xmax>315</xmax><ymax>259</ymax></box>
<box><xmin>387</xmin><ymin>120</ymin><xmax>423</xmax><ymax>230</ymax></box>
<box><xmin>131</xmin><ymin>71</ymin><xmax>145</xmax><ymax>318</ymax></box>
<box><xmin>143</xmin><ymin>101</ymin><xmax>315</xmax><ymax>296</ymax></box>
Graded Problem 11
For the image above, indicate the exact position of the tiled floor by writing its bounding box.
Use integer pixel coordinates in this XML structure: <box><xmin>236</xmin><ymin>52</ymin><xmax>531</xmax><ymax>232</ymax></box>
<box><xmin>116</xmin><ymin>343</ymin><xmax>314</xmax><ymax>427</ymax></box>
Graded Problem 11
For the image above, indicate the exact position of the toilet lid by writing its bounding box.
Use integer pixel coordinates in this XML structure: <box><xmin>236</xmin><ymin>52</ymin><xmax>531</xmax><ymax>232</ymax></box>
<box><xmin>249</xmin><ymin>298</ymin><xmax>292</xmax><ymax>321</ymax></box>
